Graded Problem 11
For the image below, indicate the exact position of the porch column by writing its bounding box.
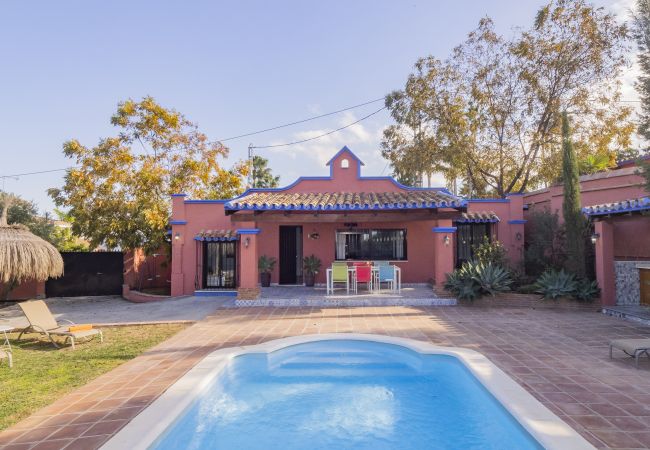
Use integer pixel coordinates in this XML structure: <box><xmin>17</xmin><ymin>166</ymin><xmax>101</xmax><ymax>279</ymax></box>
<box><xmin>170</xmin><ymin>194</ymin><xmax>187</xmax><ymax>297</ymax></box>
<box><xmin>237</xmin><ymin>228</ymin><xmax>260</xmax><ymax>299</ymax></box>
<box><xmin>433</xmin><ymin>220</ymin><xmax>456</xmax><ymax>287</ymax></box>
<box><xmin>594</xmin><ymin>220</ymin><xmax>615</xmax><ymax>306</ymax></box>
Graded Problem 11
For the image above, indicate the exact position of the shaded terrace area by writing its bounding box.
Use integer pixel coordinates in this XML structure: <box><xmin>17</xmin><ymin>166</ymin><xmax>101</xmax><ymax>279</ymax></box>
<box><xmin>2</xmin><ymin>305</ymin><xmax>650</xmax><ymax>449</ymax></box>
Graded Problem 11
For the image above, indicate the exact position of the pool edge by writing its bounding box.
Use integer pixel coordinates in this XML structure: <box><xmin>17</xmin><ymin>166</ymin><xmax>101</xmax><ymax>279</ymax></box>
<box><xmin>100</xmin><ymin>333</ymin><xmax>596</xmax><ymax>450</ymax></box>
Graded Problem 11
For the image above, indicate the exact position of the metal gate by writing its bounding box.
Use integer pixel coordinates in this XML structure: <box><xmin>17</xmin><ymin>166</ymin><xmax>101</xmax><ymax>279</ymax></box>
<box><xmin>203</xmin><ymin>242</ymin><xmax>237</xmax><ymax>289</ymax></box>
<box><xmin>46</xmin><ymin>252</ymin><xmax>124</xmax><ymax>297</ymax></box>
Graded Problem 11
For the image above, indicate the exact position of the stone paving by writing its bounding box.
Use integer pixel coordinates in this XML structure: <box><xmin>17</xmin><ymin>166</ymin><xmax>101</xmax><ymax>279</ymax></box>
<box><xmin>1</xmin><ymin>305</ymin><xmax>650</xmax><ymax>449</ymax></box>
<box><xmin>0</xmin><ymin>295</ymin><xmax>225</xmax><ymax>329</ymax></box>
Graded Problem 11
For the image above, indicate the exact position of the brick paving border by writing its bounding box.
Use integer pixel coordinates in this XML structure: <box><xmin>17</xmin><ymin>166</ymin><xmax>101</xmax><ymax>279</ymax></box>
<box><xmin>1</xmin><ymin>305</ymin><xmax>650</xmax><ymax>449</ymax></box>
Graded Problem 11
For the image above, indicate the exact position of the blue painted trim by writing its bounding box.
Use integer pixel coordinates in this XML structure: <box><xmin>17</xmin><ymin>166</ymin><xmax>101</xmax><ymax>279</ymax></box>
<box><xmin>325</xmin><ymin>146</ymin><xmax>365</xmax><ymax>167</ymax></box>
<box><xmin>184</xmin><ymin>199</ymin><xmax>229</xmax><ymax>204</ymax></box>
<box><xmin>508</xmin><ymin>220</ymin><xmax>527</xmax><ymax>224</ymax></box>
<box><xmin>169</xmin><ymin>220</ymin><xmax>187</xmax><ymax>225</ymax></box>
<box><xmin>166</xmin><ymin>230</ymin><xmax>172</xmax><ymax>235</ymax></box>
<box><xmin>224</xmin><ymin>200</ymin><xmax>466</xmax><ymax>211</ymax></box>
<box><xmin>194</xmin><ymin>290</ymin><xmax>238</xmax><ymax>297</ymax></box>
<box><xmin>194</xmin><ymin>236</ymin><xmax>239</xmax><ymax>241</ymax></box>
<box><xmin>455</xmin><ymin>218</ymin><xmax>500</xmax><ymax>223</ymax></box>
<box><xmin>171</xmin><ymin>193</ymin><xmax>187</xmax><ymax>197</ymax></box>
<box><xmin>583</xmin><ymin>197</ymin><xmax>650</xmax><ymax>216</ymax></box>
<box><xmin>236</xmin><ymin>228</ymin><xmax>261</xmax><ymax>235</ymax></box>
<box><xmin>432</xmin><ymin>227</ymin><xmax>458</xmax><ymax>233</ymax></box>
<box><xmin>467</xmin><ymin>198</ymin><xmax>510</xmax><ymax>203</ymax></box>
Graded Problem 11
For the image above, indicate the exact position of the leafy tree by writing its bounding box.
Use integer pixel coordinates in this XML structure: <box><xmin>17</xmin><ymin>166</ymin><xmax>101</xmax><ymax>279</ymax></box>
<box><xmin>578</xmin><ymin>153</ymin><xmax>612</xmax><ymax>175</ymax></box>
<box><xmin>383</xmin><ymin>0</ymin><xmax>631</xmax><ymax>197</ymax></box>
<box><xmin>0</xmin><ymin>192</ymin><xmax>85</xmax><ymax>252</ymax></box>
<box><xmin>251</xmin><ymin>155</ymin><xmax>280</xmax><ymax>188</ymax></box>
<box><xmin>561</xmin><ymin>112</ymin><xmax>586</xmax><ymax>277</ymax></box>
<box><xmin>635</xmin><ymin>0</ymin><xmax>650</xmax><ymax>141</ymax></box>
<box><xmin>49</xmin><ymin>97</ymin><xmax>247</xmax><ymax>253</ymax></box>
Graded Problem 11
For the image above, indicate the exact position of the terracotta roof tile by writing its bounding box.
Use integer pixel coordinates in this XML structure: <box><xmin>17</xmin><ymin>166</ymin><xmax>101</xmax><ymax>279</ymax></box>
<box><xmin>456</xmin><ymin>211</ymin><xmax>500</xmax><ymax>223</ymax></box>
<box><xmin>225</xmin><ymin>191</ymin><xmax>464</xmax><ymax>211</ymax></box>
<box><xmin>583</xmin><ymin>197</ymin><xmax>650</xmax><ymax>216</ymax></box>
<box><xmin>194</xmin><ymin>230</ymin><xmax>238</xmax><ymax>241</ymax></box>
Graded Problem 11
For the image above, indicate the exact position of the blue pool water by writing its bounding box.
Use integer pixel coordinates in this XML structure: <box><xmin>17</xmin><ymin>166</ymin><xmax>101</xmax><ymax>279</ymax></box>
<box><xmin>154</xmin><ymin>340</ymin><xmax>542</xmax><ymax>450</ymax></box>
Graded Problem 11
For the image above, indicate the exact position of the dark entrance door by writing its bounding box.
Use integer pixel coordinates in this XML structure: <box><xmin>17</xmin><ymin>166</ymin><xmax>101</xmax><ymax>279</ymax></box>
<box><xmin>279</xmin><ymin>226</ymin><xmax>303</xmax><ymax>284</ymax></box>
<box><xmin>203</xmin><ymin>242</ymin><xmax>237</xmax><ymax>289</ymax></box>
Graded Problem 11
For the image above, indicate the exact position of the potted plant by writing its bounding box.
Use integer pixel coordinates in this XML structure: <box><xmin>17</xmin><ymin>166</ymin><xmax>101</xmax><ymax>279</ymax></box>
<box><xmin>302</xmin><ymin>254</ymin><xmax>322</xmax><ymax>287</ymax></box>
<box><xmin>258</xmin><ymin>255</ymin><xmax>276</xmax><ymax>287</ymax></box>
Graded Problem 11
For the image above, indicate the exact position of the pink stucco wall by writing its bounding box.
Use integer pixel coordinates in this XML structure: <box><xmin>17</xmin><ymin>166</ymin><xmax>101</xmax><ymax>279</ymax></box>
<box><xmin>524</xmin><ymin>166</ymin><xmax>646</xmax><ymax>223</ymax></box>
<box><xmin>171</xmin><ymin>147</ymin><xmax>525</xmax><ymax>296</ymax></box>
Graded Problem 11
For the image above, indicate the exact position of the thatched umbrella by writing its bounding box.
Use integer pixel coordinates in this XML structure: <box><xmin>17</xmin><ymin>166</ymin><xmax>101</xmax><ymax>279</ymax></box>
<box><xmin>0</xmin><ymin>193</ymin><xmax>63</xmax><ymax>300</ymax></box>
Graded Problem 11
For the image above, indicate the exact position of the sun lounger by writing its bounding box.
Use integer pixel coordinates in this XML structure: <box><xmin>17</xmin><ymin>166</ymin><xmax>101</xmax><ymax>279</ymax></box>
<box><xmin>609</xmin><ymin>338</ymin><xmax>650</xmax><ymax>368</ymax></box>
<box><xmin>17</xmin><ymin>300</ymin><xmax>103</xmax><ymax>349</ymax></box>
<box><xmin>0</xmin><ymin>349</ymin><xmax>11</xmax><ymax>368</ymax></box>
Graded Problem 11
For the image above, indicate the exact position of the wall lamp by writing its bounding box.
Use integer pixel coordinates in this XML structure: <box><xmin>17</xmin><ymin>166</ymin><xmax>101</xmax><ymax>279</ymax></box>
<box><xmin>174</xmin><ymin>232</ymin><xmax>180</xmax><ymax>241</ymax></box>
<box><xmin>515</xmin><ymin>232</ymin><xmax>522</xmax><ymax>241</ymax></box>
<box><xmin>443</xmin><ymin>235</ymin><xmax>451</xmax><ymax>246</ymax></box>
<box><xmin>244</xmin><ymin>237</ymin><xmax>250</xmax><ymax>248</ymax></box>
<box><xmin>590</xmin><ymin>233</ymin><xmax>600</xmax><ymax>244</ymax></box>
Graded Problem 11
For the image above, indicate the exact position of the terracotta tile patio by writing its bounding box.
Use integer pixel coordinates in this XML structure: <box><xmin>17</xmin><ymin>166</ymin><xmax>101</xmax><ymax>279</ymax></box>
<box><xmin>2</xmin><ymin>305</ymin><xmax>650</xmax><ymax>450</ymax></box>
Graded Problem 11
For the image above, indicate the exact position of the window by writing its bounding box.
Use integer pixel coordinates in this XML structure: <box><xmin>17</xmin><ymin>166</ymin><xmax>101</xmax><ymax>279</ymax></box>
<box><xmin>455</xmin><ymin>223</ymin><xmax>491</xmax><ymax>268</ymax></box>
<box><xmin>335</xmin><ymin>229</ymin><xmax>406</xmax><ymax>261</ymax></box>
<box><xmin>340</xmin><ymin>158</ymin><xmax>349</xmax><ymax>169</ymax></box>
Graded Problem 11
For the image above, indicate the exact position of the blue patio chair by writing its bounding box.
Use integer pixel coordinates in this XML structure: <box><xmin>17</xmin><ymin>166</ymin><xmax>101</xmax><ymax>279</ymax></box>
<box><xmin>377</xmin><ymin>264</ymin><xmax>395</xmax><ymax>292</ymax></box>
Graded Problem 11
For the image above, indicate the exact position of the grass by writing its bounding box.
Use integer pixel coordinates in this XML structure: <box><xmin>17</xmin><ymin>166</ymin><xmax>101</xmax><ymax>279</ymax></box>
<box><xmin>0</xmin><ymin>323</ymin><xmax>188</xmax><ymax>431</ymax></box>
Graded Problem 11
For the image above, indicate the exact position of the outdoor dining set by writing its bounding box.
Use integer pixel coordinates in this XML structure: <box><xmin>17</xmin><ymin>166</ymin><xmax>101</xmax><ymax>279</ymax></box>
<box><xmin>325</xmin><ymin>261</ymin><xmax>402</xmax><ymax>295</ymax></box>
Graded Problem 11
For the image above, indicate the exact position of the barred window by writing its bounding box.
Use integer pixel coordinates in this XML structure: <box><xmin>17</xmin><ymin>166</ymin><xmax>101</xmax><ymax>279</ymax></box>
<box><xmin>335</xmin><ymin>229</ymin><xmax>406</xmax><ymax>261</ymax></box>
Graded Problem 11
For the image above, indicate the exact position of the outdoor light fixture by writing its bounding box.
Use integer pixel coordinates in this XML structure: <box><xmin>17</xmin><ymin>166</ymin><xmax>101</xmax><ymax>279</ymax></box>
<box><xmin>174</xmin><ymin>233</ymin><xmax>180</xmax><ymax>241</ymax></box>
<box><xmin>591</xmin><ymin>233</ymin><xmax>600</xmax><ymax>244</ymax></box>
<box><xmin>443</xmin><ymin>235</ymin><xmax>450</xmax><ymax>246</ymax></box>
<box><xmin>515</xmin><ymin>232</ymin><xmax>522</xmax><ymax>241</ymax></box>
<box><xmin>244</xmin><ymin>237</ymin><xmax>250</xmax><ymax>248</ymax></box>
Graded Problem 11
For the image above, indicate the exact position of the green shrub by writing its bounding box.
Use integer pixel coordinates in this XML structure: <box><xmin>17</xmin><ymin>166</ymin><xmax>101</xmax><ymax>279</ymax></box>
<box><xmin>524</xmin><ymin>207</ymin><xmax>567</xmax><ymax>277</ymax></box>
<box><xmin>445</xmin><ymin>260</ymin><xmax>512</xmax><ymax>301</ymax></box>
<box><xmin>473</xmin><ymin>236</ymin><xmax>508</xmax><ymax>267</ymax></box>
<box><xmin>534</xmin><ymin>270</ymin><xmax>577</xmax><ymax>300</ymax></box>
<box><xmin>574</xmin><ymin>278</ymin><xmax>600</xmax><ymax>302</ymax></box>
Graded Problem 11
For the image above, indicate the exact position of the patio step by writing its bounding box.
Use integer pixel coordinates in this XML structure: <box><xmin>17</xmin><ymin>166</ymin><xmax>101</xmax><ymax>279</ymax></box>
<box><xmin>194</xmin><ymin>290</ymin><xmax>237</xmax><ymax>297</ymax></box>
<box><xmin>268</xmin><ymin>350</ymin><xmax>419</xmax><ymax>377</ymax></box>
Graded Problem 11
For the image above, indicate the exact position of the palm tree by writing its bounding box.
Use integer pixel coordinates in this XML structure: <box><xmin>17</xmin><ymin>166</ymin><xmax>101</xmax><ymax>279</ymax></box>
<box><xmin>0</xmin><ymin>193</ymin><xmax>63</xmax><ymax>300</ymax></box>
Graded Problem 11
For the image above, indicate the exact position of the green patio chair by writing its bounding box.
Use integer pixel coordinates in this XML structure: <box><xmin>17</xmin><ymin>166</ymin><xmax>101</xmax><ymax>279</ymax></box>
<box><xmin>330</xmin><ymin>263</ymin><xmax>350</xmax><ymax>294</ymax></box>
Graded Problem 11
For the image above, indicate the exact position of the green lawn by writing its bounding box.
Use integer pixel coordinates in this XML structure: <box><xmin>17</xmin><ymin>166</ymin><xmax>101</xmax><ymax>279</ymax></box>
<box><xmin>0</xmin><ymin>323</ymin><xmax>188</xmax><ymax>431</ymax></box>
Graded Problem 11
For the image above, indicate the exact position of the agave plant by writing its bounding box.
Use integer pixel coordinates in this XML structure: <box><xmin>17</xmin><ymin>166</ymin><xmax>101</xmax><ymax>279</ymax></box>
<box><xmin>470</xmin><ymin>261</ymin><xmax>513</xmax><ymax>296</ymax></box>
<box><xmin>574</xmin><ymin>278</ymin><xmax>600</xmax><ymax>302</ymax></box>
<box><xmin>534</xmin><ymin>270</ymin><xmax>577</xmax><ymax>300</ymax></box>
<box><xmin>444</xmin><ymin>270</ymin><xmax>481</xmax><ymax>301</ymax></box>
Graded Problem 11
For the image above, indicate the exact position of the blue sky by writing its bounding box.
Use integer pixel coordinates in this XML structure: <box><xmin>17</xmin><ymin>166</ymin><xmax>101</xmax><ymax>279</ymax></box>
<box><xmin>0</xmin><ymin>0</ymin><xmax>634</xmax><ymax>213</ymax></box>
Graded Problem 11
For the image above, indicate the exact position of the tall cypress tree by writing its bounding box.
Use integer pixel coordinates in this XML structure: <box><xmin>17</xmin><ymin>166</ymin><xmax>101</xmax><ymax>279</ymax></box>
<box><xmin>561</xmin><ymin>111</ymin><xmax>586</xmax><ymax>277</ymax></box>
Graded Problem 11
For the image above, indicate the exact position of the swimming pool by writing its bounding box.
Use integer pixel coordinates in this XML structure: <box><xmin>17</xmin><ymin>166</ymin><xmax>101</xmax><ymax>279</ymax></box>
<box><xmin>103</xmin><ymin>334</ymin><xmax>595</xmax><ymax>450</ymax></box>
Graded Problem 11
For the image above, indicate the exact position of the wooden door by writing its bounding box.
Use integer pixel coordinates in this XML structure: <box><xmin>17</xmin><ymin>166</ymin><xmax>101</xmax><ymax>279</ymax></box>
<box><xmin>641</xmin><ymin>269</ymin><xmax>650</xmax><ymax>306</ymax></box>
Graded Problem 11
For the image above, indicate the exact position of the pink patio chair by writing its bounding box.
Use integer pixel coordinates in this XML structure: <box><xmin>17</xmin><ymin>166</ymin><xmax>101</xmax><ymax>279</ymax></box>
<box><xmin>354</xmin><ymin>265</ymin><xmax>372</xmax><ymax>293</ymax></box>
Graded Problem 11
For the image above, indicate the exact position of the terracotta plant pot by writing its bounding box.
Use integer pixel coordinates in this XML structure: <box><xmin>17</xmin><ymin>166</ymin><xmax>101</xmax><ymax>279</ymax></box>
<box><xmin>260</xmin><ymin>272</ymin><xmax>271</xmax><ymax>287</ymax></box>
<box><xmin>304</xmin><ymin>272</ymin><xmax>315</xmax><ymax>287</ymax></box>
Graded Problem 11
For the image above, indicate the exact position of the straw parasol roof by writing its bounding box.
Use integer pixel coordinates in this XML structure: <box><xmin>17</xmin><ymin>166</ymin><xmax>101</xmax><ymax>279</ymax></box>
<box><xmin>0</xmin><ymin>194</ymin><xmax>63</xmax><ymax>285</ymax></box>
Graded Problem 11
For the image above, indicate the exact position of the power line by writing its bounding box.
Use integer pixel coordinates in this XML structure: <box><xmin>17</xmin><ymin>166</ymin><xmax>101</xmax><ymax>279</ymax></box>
<box><xmin>219</xmin><ymin>97</ymin><xmax>385</xmax><ymax>142</ymax></box>
<box><xmin>251</xmin><ymin>106</ymin><xmax>387</xmax><ymax>149</ymax></box>
<box><xmin>0</xmin><ymin>97</ymin><xmax>387</xmax><ymax>180</ymax></box>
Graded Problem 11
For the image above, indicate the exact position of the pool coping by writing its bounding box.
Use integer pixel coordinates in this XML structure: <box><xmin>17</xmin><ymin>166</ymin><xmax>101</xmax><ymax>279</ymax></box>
<box><xmin>100</xmin><ymin>333</ymin><xmax>596</xmax><ymax>450</ymax></box>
